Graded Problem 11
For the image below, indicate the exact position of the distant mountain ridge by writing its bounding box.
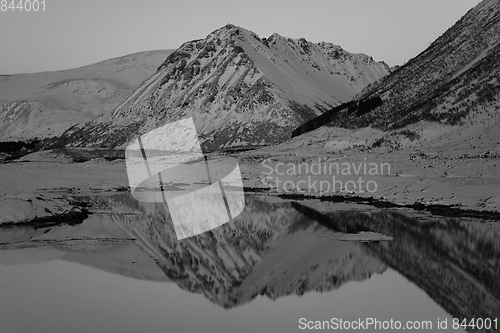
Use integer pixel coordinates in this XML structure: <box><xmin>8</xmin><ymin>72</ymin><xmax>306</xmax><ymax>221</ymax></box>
<box><xmin>0</xmin><ymin>50</ymin><xmax>174</xmax><ymax>141</ymax></box>
<box><xmin>59</xmin><ymin>24</ymin><xmax>389</xmax><ymax>150</ymax></box>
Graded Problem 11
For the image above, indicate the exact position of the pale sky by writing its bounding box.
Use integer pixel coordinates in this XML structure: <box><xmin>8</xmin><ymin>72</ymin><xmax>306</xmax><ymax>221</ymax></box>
<box><xmin>0</xmin><ymin>0</ymin><xmax>483</xmax><ymax>74</ymax></box>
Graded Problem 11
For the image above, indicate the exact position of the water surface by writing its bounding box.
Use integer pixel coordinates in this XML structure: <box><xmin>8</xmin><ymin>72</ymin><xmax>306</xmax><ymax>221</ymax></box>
<box><xmin>1</xmin><ymin>193</ymin><xmax>499</xmax><ymax>332</ymax></box>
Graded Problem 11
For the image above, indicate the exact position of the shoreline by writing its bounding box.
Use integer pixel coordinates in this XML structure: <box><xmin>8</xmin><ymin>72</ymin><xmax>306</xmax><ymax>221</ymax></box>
<box><xmin>244</xmin><ymin>187</ymin><xmax>500</xmax><ymax>221</ymax></box>
<box><xmin>0</xmin><ymin>145</ymin><xmax>499</xmax><ymax>225</ymax></box>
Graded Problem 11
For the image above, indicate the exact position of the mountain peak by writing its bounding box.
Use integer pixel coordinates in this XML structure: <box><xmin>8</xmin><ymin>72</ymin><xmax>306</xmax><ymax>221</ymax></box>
<box><xmin>25</xmin><ymin>24</ymin><xmax>390</xmax><ymax>150</ymax></box>
<box><xmin>210</xmin><ymin>23</ymin><xmax>241</xmax><ymax>35</ymax></box>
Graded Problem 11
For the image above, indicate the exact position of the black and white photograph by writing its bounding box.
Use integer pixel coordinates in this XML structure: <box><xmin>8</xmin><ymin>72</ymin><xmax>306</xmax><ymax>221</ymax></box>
<box><xmin>1</xmin><ymin>0</ymin><xmax>499</xmax><ymax>332</ymax></box>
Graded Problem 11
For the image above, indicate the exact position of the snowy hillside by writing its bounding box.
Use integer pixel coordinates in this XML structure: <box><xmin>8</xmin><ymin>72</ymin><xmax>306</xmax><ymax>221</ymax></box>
<box><xmin>0</xmin><ymin>50</ymin><xmax>174</xmax><ymax>141</ymax></box>
<box><xmin>64</xmin><ymin>24</ymin><xmax>389</xmax><ymax>151</ymax></box>
<box><xmin>337</xmin><ymin>0</ymin><xmax>500</xmax><ymax>135</ymax></box>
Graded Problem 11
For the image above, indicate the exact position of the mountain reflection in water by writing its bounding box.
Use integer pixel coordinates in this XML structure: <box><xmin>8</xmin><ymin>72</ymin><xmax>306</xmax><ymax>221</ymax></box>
<box><xmin>1</xmin><ymin>193</ymin><xmax>499</xmax><ymax>331</ymax></box>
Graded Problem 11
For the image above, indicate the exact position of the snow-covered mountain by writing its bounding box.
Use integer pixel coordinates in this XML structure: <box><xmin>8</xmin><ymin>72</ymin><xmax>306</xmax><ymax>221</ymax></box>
<box><xmin>62</xmin><ymin>24</ymin><xmax>389</xmax><ymax>151</ymax></box>
<box><xmin>0</xmin><ymin>50</ymin><xmax>173</xmax><ymax>141</ymax></box>
<box><xmin>330</xmin><ymin>0</ymin><xmax>500</xmax><ymax>146</ymax></box>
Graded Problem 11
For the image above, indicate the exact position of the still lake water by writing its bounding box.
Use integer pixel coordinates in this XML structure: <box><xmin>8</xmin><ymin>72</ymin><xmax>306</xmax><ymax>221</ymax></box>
<box><xmin>1</xmin><ymin>193</ymin><xmax>499</xmax><ymax>333</ymax></box>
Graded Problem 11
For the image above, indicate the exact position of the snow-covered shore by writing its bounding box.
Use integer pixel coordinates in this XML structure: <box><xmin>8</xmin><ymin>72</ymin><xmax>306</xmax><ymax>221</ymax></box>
<box><xmin>1</xmin><ymin>141</ymin><xmax>498</xmax><ymax>225</ymax></box>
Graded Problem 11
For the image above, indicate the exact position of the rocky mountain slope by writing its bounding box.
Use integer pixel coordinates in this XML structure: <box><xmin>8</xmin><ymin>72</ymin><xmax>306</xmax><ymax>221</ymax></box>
<box><xmin>0</xmin><ymin>50</ymin><xmax>173</xmax><ymax>141</ymax></box>
<box><xmin>330</xmin><ymin>0</ymin><xmax>500</xmax><ymax>138</ymax></box>
<box><xmin>61</xmin><ymin>24</ymin><xmax>389</xmax><ymax>151</ymax></box>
